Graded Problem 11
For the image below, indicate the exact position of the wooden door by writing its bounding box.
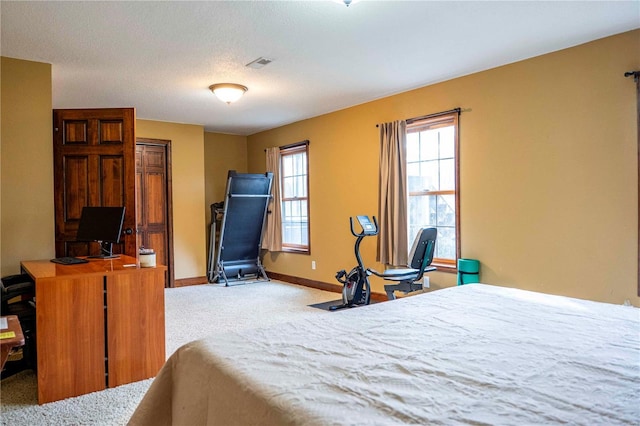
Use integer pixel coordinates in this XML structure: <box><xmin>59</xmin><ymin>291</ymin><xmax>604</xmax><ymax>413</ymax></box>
<box><xmin>136</xmin><ymin>140</ymin><xmax>173</xmax><ymax>287</ymax></box>
<box><xmin>53</xmin><ymin>108</ymin><xmax>137</xmax><ymax>257</ymax></box>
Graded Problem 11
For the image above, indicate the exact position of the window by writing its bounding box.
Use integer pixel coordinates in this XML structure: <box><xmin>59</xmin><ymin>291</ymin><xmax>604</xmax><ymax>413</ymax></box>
<box><xmin>280</xmin><ymin>144</ymin><xmax>310</xmax><ymax>253</ymax></box>
<box><xmin>406</xmin><ymin>112</ymin><xmax>459</xmax><ymax>267</ymax></box>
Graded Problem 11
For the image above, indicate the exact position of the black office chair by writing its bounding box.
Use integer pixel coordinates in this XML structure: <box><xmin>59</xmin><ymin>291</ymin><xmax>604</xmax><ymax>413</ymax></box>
<box><xmin>1</xmin><ymin>273</ymin><xmax>36</xmax><ymax>378</ymax></box>
<box><xmin>368</xmin><ymin>228</ymin><xmax>437</xmax><ymax>300</ymax></box>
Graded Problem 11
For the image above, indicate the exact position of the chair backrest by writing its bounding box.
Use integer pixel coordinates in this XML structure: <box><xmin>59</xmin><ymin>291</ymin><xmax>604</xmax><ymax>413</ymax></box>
<box><xmin>1</xmin><ymin>274</ymin><xmax>35</xmax><ymax>303</ymax></box>
<box><xmin>407</xmin><ymin>228</ymin><xmax>437</xmax><ymax>278</ymax></box>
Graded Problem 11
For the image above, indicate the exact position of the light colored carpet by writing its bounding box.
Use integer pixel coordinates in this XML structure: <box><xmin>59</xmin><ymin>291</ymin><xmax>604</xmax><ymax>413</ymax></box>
<box><xmin>0</xmin><ymin>280</ymin><xmax>339</xmax><ymax>425</ymax></box>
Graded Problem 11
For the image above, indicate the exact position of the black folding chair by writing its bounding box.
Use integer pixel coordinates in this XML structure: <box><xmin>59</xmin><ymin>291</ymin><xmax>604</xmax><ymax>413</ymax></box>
<box><xmin>1</xmin><ymin>274</ymin><xmax>36</xmax><ymax>377</ymax></box>
<box><xmin>368</xmin><ymin>228</ymin><xmax>437</xmax><ymax>300</ymax></box>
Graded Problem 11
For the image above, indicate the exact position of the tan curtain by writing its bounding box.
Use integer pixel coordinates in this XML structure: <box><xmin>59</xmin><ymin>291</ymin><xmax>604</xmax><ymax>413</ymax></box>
<box><xmin>377</xmin><ymin>120</ymin><xmax>408</xmax><ymax>266</ymax></box>
<box><xmin>262</xmin><ymin>147</ymin><xmax>283</xmax><ymax>251</ymax></box>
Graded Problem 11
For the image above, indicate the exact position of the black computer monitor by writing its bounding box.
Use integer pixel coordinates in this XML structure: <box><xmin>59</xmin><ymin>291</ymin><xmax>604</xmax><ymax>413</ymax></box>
<box><xmin>76</xmin><ymin>206</ymin><xmax>126</xmax><ymax>259</ymax></box>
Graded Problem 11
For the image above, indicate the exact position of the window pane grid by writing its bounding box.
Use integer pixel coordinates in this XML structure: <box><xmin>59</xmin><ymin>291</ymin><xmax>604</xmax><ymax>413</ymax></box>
<box><xmin>282</xmin><ymin>199</ymin><xmax>308</xmax><ymax>246</ymax></box>
<box><xmin>409</xmin><ymin>193</ymin><xmax>456</xmax><ymax>261</ymax></box>
<box><xmin>408</xmin><ymin>128</ymin><xmax>455</xmax><ymax>193</ymax></box>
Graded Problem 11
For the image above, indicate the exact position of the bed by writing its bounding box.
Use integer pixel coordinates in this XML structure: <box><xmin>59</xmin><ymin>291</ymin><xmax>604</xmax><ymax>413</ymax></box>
<box><xmin>128</xmin><ymin>284</ymin><xmax>639</xmax><ymax>425</ymax></box>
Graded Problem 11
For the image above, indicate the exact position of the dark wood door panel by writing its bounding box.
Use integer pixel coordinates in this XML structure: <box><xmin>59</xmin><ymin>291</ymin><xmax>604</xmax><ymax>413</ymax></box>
<box><xmin>146</xmin><ymin>173</ymin><xmax>166</xmax><ymax>224</ymax></box>
<box><xmin>62</xmin><ymin>156</ymin><xmax>90</xmax><ymax>221</ymax></box>
<box><xmin>147</xmin><ymin>231</ymin><xmax>167</xmax><ymax>269</ymax></box>
<box><xmin>100</xmin><ymin>120</ymin><xmax>125</xmax><ymax>144</ymax></box>
<box><xmin>63</xmin><ymin>120</ymin><xmax>89</xmax><ymax>144</ymax></box>
<box><xmin>100</xmin><ymin>156</ymin><xmax>125</xmax><ymax>206</ymax></box>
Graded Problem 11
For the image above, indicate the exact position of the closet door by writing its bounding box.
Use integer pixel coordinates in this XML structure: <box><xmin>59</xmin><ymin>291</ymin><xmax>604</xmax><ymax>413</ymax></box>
<box><xmin>53</xmin><ymin>108</ymin><xmax>137</xmax><ymax>257</ymax></box>
<box><xmin>136</xmin><ymin>140</ymin><xmax>173</xmax><ymax>287</ymax></box>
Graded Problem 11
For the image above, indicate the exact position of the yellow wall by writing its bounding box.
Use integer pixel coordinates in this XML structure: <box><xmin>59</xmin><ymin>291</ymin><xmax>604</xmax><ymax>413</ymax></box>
<box><xmin>1</xmin><ymin>57</ymin><xmax>54</xmax><ymax>276</ymax></box>
<box><xmin>136</xmin><ymin>119</ymin><xmax>207</xmax><ymax>280</ymax></box>
<box><xmin>247</xmin><ymin>30</ymin><xmax>640</xmax><ymax>305</ymax></box>
<box><xmin>203</xmin><ymin>132</ymin><xmax>247</xmax><ymax>270</ymax></box>
<box><xmin>203</xmin><ymin>132</ymin><xmax>248</xmax><ymax>225</ymax></box>
<box><xmin>2</xmin><ymin>30</ymin><xmax>638</xmax><ymax>303</ymax></box>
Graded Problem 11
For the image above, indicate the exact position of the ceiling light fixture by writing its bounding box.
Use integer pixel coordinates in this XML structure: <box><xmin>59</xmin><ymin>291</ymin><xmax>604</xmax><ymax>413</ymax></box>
<box><xmin>332</xmin><ymin>0</ymin><xmax>360</xmax><ymax>7</ymax></box>
<box><xmin>209</xmin><ymin>83</ymin><xmax>248</xmax><ymax>104</ymax></box>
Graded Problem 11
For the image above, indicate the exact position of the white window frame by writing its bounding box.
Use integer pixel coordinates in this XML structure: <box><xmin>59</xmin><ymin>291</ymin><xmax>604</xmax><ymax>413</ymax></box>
<box><xmin>280</xmin><ymin>143</ymin><xmax>310</xmax><ymax>253</ymax></box>
<box><xmin>406</xmin><ymin>112</ymin><xmax>460</xmax><ymax>269</ymax></box>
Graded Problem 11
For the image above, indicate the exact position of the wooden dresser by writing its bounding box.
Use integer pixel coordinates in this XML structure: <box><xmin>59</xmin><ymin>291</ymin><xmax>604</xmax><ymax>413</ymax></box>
<box><xmin>21</xmin><ymin>255</ymin><xmax>166</xmax><ymax>404</ymax></box>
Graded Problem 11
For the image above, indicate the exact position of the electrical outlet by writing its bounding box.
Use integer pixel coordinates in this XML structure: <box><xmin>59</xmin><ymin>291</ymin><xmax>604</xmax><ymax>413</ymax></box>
<box><xmin>423</xmin><ymin>276</ymin><xmax>430</xmax><ymax>288</ymax></box>
<box><xmin>311</xmin><ymin>260</ymin><xmax>316</xmax><ymax>270</ymax></box>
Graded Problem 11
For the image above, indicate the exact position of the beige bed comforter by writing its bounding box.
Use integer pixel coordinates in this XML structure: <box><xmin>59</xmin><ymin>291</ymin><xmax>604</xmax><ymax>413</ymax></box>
<box><xmin>129</xmin><ymin>284</ymin><xmax>639</xmax><ymax>425</ymax></box>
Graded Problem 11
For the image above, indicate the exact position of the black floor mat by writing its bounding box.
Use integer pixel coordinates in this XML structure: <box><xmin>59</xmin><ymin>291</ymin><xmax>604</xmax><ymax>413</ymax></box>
<box><xmin>308</xmin><ymin>300</ymin><xmax>344</xmax><ymax>311</ymax></box>
<box><xmin>308</xmin><ymin>299</ymin><xmax>378</xmax><ymax>311</ymax></box>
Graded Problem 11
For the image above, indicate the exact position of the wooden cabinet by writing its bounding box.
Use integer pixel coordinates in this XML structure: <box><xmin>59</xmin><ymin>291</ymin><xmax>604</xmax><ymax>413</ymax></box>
<box><xmin>106</xmin><ymin>269</ymin><xmax>165</xmax><ymax>387</ymax></box>
<box><xmin>21</xmin><ymin>256</ymin><xmax>166</xmax><ymax>404</ymax></box>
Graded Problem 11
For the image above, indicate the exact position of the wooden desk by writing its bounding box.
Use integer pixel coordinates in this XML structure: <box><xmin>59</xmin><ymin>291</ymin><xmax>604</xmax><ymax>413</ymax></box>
<box><xmin>0</xmin><ymin>315</ymin><xmax>25</xmax><ymax>370</ymax></box>
<box><xmin>21</xmin><ymin>255</ymin><xmax>166</xmax><ymax>404</ymax></box>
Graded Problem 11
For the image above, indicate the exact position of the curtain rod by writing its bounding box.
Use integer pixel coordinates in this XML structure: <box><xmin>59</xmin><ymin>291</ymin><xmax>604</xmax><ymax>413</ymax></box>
<box><xmin>265</xmin><ymin>139</ymin><xmax>309</xmax><ymax>152</ymax></box>
<box><xmin>376</xmin><ymin>107</ymin><xmax>462</xmax><ymax>128</ymax></box>
<box><xmin>625</xmin><ymin>70</ymin><xmax>640</xmax><ymax>82</ymax></box>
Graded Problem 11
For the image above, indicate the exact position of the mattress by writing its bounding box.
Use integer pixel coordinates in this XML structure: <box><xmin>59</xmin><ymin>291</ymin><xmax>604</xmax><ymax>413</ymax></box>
<box><xmin>129</xmin><ymin>284</ymin><xmax>639</xmax><ymax>425</ymax></box>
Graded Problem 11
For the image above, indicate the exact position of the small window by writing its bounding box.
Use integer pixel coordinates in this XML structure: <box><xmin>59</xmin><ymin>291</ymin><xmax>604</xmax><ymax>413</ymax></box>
<box><xmin>406</xmin><ymin>112</ymin><xmax>459</xmax><ymax>267</ymax></box>
<box><xmin>280</xmin><ymin>144</ymin><xmax>310</xmax><ymax>253</ymax></box>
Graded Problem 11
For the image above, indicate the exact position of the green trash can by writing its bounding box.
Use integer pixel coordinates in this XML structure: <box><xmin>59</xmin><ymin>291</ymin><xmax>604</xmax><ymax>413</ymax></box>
<box><xmin>457</xmin><ymin>258</ymin><xmax>480</xmax><ymax>285</ymax></box>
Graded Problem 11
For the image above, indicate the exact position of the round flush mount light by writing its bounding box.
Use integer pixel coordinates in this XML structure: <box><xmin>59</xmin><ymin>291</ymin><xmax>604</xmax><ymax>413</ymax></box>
<box><xmin>209</xmin><ymin>83</ymin><xmax>248</xmax><ymax>104</ymax></box>
<box><xmin>333</xmin><ymin>0</ymin><xmax>360</xmax><ymax>6</ymax></box>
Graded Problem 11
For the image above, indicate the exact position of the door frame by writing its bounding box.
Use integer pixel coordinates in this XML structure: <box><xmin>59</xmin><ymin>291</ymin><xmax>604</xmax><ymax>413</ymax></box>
<box><xmin>136</xmin><ymin>137</ymin><xmax>175</xmax><ymax>288</ymax></box>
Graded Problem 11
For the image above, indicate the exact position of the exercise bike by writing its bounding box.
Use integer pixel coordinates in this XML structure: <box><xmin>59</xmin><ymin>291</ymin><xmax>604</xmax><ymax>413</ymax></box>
<box><xmin>330</xmin><ymin>215</ymin><xmax>379</xmax><ymax>311</ymax></box>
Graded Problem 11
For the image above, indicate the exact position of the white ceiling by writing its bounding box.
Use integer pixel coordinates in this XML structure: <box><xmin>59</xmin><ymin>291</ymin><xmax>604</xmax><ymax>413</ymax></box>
<box><xmin>2</xmin><ymin>1</ymin><xmax>639</xmax><ymax>136</ymax></box>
